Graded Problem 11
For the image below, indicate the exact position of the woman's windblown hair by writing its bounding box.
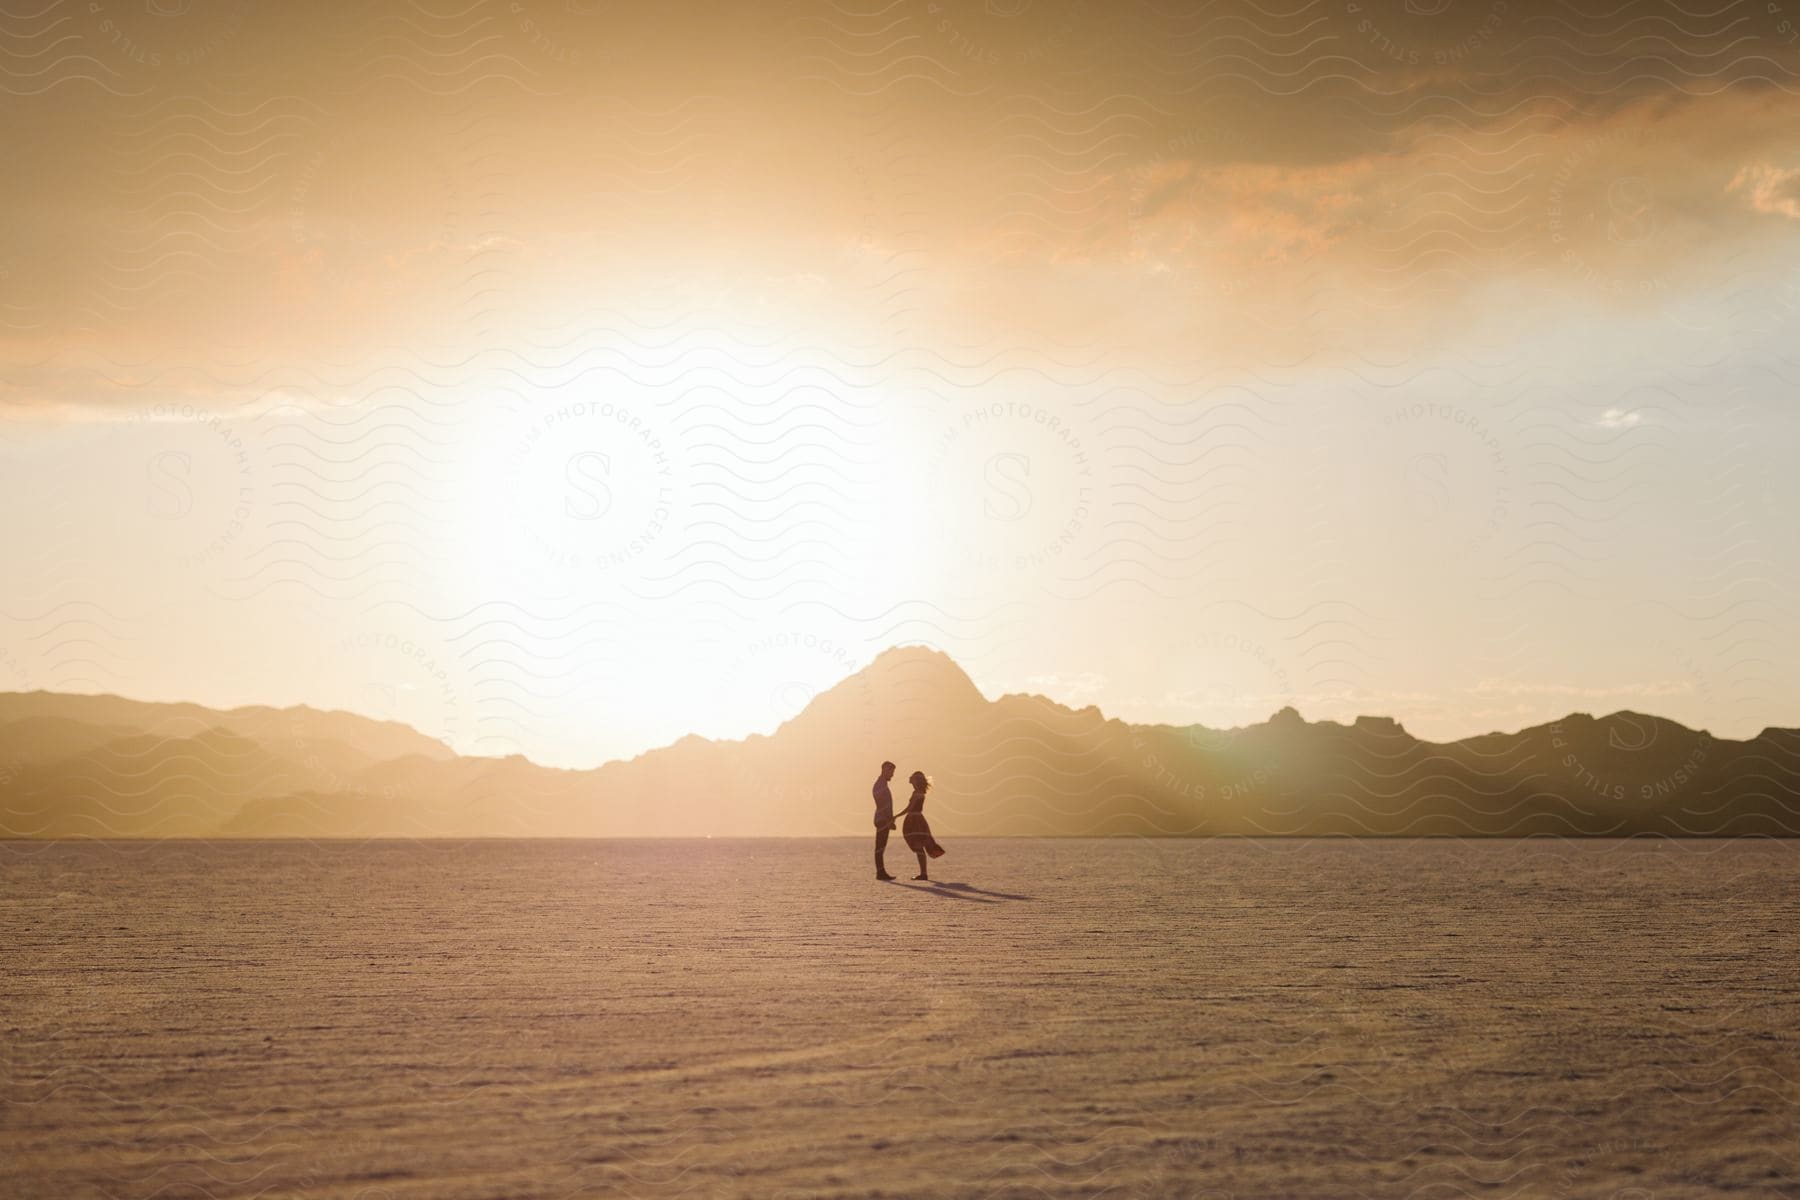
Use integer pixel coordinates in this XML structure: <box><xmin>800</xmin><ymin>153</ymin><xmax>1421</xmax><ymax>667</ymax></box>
<box><xmin>908</xmin><ymin>770</ymin><xmax>931</xmax><ymax>792</ymax></box>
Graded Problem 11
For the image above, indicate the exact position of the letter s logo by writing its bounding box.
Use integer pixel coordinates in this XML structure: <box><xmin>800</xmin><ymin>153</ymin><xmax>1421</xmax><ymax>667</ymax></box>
<box><xmin>1404</xmin><ymin>452</ymin><xmax>1450</xmax><ymax>518</ymax></box>
<box><xmin>564</xmin><ymin>451</ymin><xmax>613</xmax><ymax>519</ymax></box>
<box><xmin>1607</xmin><ymin>176</ymin><xmax>1655</xmax><ymax>245</ymax></box>
<box><xmin>1608</xmin><ymin>713</ymin><xmax>1656</xmax><ymax>753</ymax></box>
<box><xmin>770</xmin><ymin>680</ymin><xmax>815</xmax><ymax>719</ymax></box>
<box><xmin>146</xmin><ymin>451</ymin><xmax>193</xmax><ymax>519</ymax></box>
<box><xmin>983</xmin><ymin>452</ymin><xmax>1032</xmax><ymax>521</ymax></box>
<box><xmin>362</xmin><ymin>682</ymin><xmax>398</xmax><ymax>719</ymax></box>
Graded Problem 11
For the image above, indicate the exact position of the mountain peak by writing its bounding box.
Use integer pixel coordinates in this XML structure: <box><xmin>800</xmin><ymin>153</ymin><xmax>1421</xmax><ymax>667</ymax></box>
<box><xmin>780</xmin><ymin>645</ymin><xmax>987</xmax><ymax>740</ymax></box>
<box><xmin>868</xmin><ymin>643</ymin><xmax>962</xmax><ymax>670</ymax></box>
<box><xmin>862</xmin><ymin>645</ymin><xmax>984</xmax><ymax>696</ymax></box>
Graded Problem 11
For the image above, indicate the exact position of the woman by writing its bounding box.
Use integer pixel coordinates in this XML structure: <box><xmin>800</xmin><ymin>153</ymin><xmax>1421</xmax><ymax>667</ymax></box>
<box><xmin>897</xmin><ymin>770</ymin><xmax>946</xmax><ymax>880</ymax></box>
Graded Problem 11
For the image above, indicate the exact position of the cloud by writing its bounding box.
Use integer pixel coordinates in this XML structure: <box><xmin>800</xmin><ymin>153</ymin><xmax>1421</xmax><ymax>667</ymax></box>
<box><xmin>1471</xmin><ymin>679</ymin><xmax>1697</xmax><ymax>699</ymax></box>
<box><xmin>1120</xmin><ymin>157</ymin><xmax>1372</xmax><ymax>271</ymax></box>
<box><xmin>1596</xmin><ymin>408</ymin><xmax>1641</xmax><ymax>429</ymax></box>
<box><xmin>1729</xmin><ymin>163</ymin><xmax>1800</xmax><ymax>221</ymax></box>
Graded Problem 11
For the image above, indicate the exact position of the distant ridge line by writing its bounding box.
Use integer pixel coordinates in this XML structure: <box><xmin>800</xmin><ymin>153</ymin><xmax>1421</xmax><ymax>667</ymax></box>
<box><xmin>3</xmin><ymin>646</ymin><xmax>1797</xmax><ymax>838</ymax></box>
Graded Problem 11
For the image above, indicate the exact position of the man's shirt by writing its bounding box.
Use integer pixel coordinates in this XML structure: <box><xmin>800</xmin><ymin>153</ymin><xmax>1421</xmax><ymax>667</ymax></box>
<box><xmin>872</xmin><ymin>777</ymin><xmax>894</xmax><ymax>828</ymax></box>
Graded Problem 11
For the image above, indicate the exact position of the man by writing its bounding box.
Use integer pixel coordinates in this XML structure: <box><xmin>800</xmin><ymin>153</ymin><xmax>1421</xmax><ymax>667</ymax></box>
<box><xmin>872</xmin><ymin>760</ymin><xmax>898</xmax><ymax>880</ymax></box>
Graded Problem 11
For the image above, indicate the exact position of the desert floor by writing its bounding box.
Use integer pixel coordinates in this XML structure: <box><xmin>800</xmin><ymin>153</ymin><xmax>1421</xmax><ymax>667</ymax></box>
<box><xmin>3</xmin><ymin>838</ymin><xmax>1798</xmax><ymax>1198</ymax></box>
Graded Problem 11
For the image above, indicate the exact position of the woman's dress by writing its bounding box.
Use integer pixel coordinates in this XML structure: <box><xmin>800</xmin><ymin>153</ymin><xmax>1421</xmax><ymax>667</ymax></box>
<box><xmin>901</xmin><ymin>792</ymin><xmax>946</xmax><ymax>858</ymax></box>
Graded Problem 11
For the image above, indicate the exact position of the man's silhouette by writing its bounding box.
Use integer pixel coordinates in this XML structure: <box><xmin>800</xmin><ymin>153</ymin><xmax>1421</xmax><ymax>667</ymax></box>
<box><xmin>872</xmin><ymin>760</ymin><xmax>898</xmax><ymax>880</ymax></box>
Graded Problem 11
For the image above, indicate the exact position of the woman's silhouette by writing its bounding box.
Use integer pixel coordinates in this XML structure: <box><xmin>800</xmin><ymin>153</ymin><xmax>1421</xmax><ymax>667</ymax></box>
<box><xmin>897</xmin><ymin>770</ymin><xmax>946</xmax><ymax>880</ymax></box>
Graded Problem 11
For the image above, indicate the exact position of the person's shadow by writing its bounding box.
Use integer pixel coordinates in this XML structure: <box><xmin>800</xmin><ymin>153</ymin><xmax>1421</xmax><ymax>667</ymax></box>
<box><xmin>885</xmin><ymin>880</ymin><xmax>1034</xmax><ymax>903</ymax></box>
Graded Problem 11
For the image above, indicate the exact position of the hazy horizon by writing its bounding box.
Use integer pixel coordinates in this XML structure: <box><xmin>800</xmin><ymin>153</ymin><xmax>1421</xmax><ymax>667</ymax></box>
<box><xmin>5</xmin><ymin>639</ymin><xmax>1791</xmax><ymax>775</ymax></box>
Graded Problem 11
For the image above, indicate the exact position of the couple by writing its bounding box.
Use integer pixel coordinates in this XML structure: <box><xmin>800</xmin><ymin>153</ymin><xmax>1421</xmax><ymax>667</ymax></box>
<box><xmin>871</xmin><ymin>760</ymin><xmax>946</xmax><ymax>881</ymax></box>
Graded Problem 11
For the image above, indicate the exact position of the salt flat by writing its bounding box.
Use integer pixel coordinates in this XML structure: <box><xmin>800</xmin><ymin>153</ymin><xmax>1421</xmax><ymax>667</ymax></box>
<box><xmin>2</xmin><ymin>838</ymin><xmax>1797</xmax><ymax>1199</ymax></box>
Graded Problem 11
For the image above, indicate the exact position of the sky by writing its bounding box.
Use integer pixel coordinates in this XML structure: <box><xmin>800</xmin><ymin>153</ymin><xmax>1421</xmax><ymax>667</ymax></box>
<box><xmin>3</xmin><ymin>0</ymin><xmax>1799</xmax><ymax>765</ymax></box>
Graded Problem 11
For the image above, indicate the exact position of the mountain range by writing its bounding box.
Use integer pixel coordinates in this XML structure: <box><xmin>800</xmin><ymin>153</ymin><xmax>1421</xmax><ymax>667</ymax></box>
<box><xmin>3</xmin><ymin>646</ymin><xmax>1797</xmax><ymax>838</ymax></box>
